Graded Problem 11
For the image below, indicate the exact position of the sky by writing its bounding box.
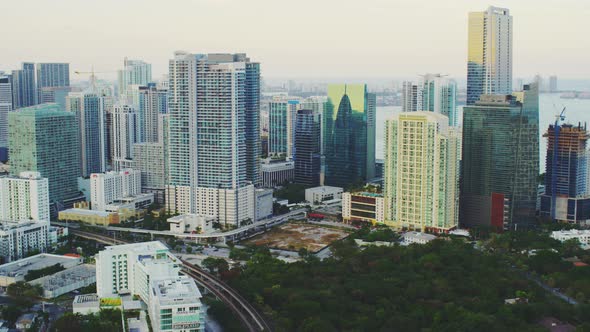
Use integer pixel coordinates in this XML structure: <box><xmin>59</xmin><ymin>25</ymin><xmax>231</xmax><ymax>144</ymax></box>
<box><xmin>1</xmin><ymin>0</ymin><xmax>589</xmax><ymax>81</ymax></box>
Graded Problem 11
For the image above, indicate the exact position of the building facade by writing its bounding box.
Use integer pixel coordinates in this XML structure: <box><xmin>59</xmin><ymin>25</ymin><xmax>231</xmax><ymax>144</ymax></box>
<box><xmin>540</xmin><ymin>123</ymin><xmax>590</xmax><ymax>223</ymax></box>
<box><xmin>467</xmin><ymin>6</ymin><xmax>513</xmax><ymax>105</ymax></box>
<box><xmin>133</xmin><ymin>142</ymin><xmax>166</xmax><ymax>202</ymax></box>
<box><xmin>66</xmin><ymin>92</ymin><xmax>107</xmax><ymax>177</ymax></box>
<box><xmin>461</xmin><ymin>84</ymin><xmax>539</xmax><ymax>229</ymax></box>
<box><xmin>421</xmin><ymin>74</ymin><xmax>458</xmax><ymax>126</ymax></box>
<box><xmin>138</xmin><ymin>83</ymin><xmax>167</xmax><ymax>143</ymax></box>
<box><xmin>9</xmin><ymin>104</ymin><xmax>80</xmax><ymax>207</ymax></box>
<box><xmin>268</xmin><ymin>97</ymin><xmax>300</xmax><ymax>158</ymax></box>
<box><xmin>149</xmin><ymin>276</ymin><xmax>205</xmax><ymax>332</ymax></box>
<box><xmin>323</xmin><ymin>84</ymin><xmax>376</xmax><ymax>187</ymax></box>
<box><xmin>0</xmin><ymin>74</ymin><xmax>12</xmax><ymax>161</ymax></box>
<box><xmin>90</xmin><ymin>169</ymin><xmax>142</xmax><ymax>211</ymax></box>
<box><xmin>112</xmin><ymin>104</ymin><xmax>139</xmax><ymax>171</ymax></box>
<box><xmin>36</xmin><ymin>63</ymin><xmax>69</xmax><ymax>103</ymax></box>
<box><xmin>342</xmin><ymin>192</ymin><xmax>385</xmax><ymax>224</ymax></box>
<box><xmin>0</xmin><ymin>172</ymin><xmax>49</xmax><ymax>222</ymax></box>
<box><xmin>11</xmin><ymin>62</ymin><xmax>36</xmax><ymax>109</ymax></box>
<box><xmin>384</xmin><ymin>112</ymin><xmax>460</xmax><ymax>233</ymax></box>
<box><xmin>117</xmin><ymin>58</ymin><xmax>152</xmax><ymax>98</ymax></box>
<box><xmin>294</xmin><ymin>109</ymin><xmax>321</xmax><ymax>187</ymax></box>
<box><xmin>260</xmin><ymin>160</ymin><xmax>295</xmax><ymax>188</ymax></box>
<box><xmin>0</xmin><ymin>221</ymin><xmax>49</xmax><ymax>263</ymax></box>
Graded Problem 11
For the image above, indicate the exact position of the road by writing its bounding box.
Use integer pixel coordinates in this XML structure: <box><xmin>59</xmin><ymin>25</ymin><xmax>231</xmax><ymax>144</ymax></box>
<box><xmin>523</xmin><ymin>270</ymin><xmax>578</xmax><ymax>305</ymax></box>
<box><xmin>70</xmin><ymin>229</ymin><xmax>273</xmax><ymax>332</ymax></box>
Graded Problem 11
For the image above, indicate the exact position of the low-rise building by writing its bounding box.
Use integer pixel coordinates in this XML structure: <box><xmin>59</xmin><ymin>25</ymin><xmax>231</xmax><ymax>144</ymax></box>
<box><xmin>73</xmin><ymin>294</ymin><xmax>100</xmax><ymax>315</ymax></box>
<box><xmin>0</xmin><ymin>221</ymin><xmax>49</xmax><ymax>263</ymax></box>
<box><xmin>551</xmin><ymin>230</ymin><xmax>590</xmax><ymax>247</ymax></box>
<box><xmin>149</xmin><ymin>276</ymin><xmax>205</xmax><ymax>332</ymax></box>
<box><xmin>0</xmin><ymin>253</ymin><xmax>82</xmax><ymax>286</ymax></box>
<box><xmin>342</xmin><ymin>192</ymin><xmax>385</xmax><ymax>224</ymax></box>
<box><xmin>167</xmin><ymin>214</ymin><xmax>214</xmax><ymax>234</ymax></box>
<box><xmin>255</xmin><ymin>189</ymin><xmax>273</xmax><ymax>221</ymax></box>
<box><xmin>261</xmin><ymin>160</ymin><xmax>294</xmax><ymax>188</ymax></box>
<box><xmin>58</xmin><ymin>208</ymin><xmax>120</xmax><ymax>226</ymax></box>
<box><xmin>305</xmin><ymin>186</ymin><xmax>343</xmax><ymax>205</ymax></box>
<box><xmin>30</xmin><ymin>264</ymin><xmax>96</xmax><ymax>298</ymax></box>
<box><xmin>401</xmin><ymin>232</ymin><xmax>437</xmax><ymax>246</ymax></box>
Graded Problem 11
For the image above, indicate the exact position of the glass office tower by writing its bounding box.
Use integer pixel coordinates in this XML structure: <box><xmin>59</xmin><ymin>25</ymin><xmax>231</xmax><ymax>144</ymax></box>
<box><xmin>461</xmin><ymin>84</ymin><xmax>539</xmax><ymax>230</ymax></box>
<box><xmin>323</xmin><ymin>84</ymin><xmax>376</xmax><ymax>188</ymax></box>
<box><xmin>467</xmin><ymin>6</ymin><xmax>512</xmax><ymax>105</ymax></box>
<box><xmin>294</xmin><ymin>109</ymin><xmax>321</xmax><ymax>187</ymax></box>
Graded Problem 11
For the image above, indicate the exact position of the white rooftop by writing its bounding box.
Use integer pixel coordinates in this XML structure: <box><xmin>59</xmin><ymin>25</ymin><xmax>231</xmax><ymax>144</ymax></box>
<box><xmin>0</xmin><ymin>254</ymin><xmax>81</xmax><ymax>277</ymax></box>
<box><xmin>60</xmin><ymin>208</ymin><xmax>114</xmax><ymax>217</ymax></box>
<box><xmin>403</xmin><ymin>231</ymin><xmax>437</xmax><ymax>241</ymax></box>
<box><xmin>151</xmin><ymin>276</ymin><xmax>202</xmax><ymax>306</ymax></box>
<box><xmin>103</xmin><ymin>241</ymin><xmax>169</xmax><ymax>253</ymax></box>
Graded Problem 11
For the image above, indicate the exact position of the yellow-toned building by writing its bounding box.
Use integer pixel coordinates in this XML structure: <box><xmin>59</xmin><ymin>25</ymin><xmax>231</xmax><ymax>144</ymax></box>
<box><xmin>58</xmin><ymin>208</ymin><xmax>120</xmax><ymax>226</ymax></box>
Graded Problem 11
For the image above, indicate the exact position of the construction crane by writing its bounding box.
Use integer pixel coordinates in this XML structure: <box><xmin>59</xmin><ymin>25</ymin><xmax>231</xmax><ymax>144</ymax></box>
<box><xmin>74</xmin><ymin>67</ymin><xmax>116</xmax><ymax>91</ymax></box>
<box><xmin>550</xmin><ymin>107</ymin><xmax>566</xmax><ymax>220</ymax></box>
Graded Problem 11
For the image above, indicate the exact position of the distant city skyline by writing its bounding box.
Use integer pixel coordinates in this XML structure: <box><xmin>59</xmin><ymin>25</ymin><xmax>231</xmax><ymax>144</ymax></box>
<box><xmin>1</xmin><ymin>0</ymin><xmax>588</xmax><ymax>80</ymax></box>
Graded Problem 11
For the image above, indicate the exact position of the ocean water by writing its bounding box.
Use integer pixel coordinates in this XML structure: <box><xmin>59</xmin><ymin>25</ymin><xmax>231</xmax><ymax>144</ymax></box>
<box><xmin>376</xmin><ymin>93</ymin><xmax>590</xmax><ymax>172</ymax></box>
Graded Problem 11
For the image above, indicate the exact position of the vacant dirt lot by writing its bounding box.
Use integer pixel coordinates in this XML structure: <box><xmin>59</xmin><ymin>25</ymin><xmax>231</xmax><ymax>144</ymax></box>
<box><xmin>244</xmin><ymin>222</ymin><xmax>350</xmax><ymax>252</ymax></box>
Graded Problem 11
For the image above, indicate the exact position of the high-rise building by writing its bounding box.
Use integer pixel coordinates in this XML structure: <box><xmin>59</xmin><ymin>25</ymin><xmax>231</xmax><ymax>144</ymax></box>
<box><xmin>90</xmin><ymin>169</ymin><xmax>141</xmax><ymax>211</ymax></box>
<box><xmin>540</xmin><ymin>123</ymin><xmax>590</xmax><ymax>223</ymax></box>
<box><xmin>148</xmin><ymin>276</ymin><xmax>205</xmax><ymax>332</ymax></box>
<box><xmin>66</xmin><ymin>91</ymin><xmax>107</xmax><ymax>177</ymax></box>
<box><xmin>9</xmin><ymin>104</ymin><xmax>80</xmax><ymax>207</ymax></box>
<box><xmin>384</xmin><ymin>112</ymin><xmax>460</xmax><ymax>232</ymax></box>
<box><xmin>117</xmin><ymin>58</ymin><xmax>152</xmax><ymax>98</ymax></box>
<box><xmin>268</xmin><ymin>97</ymin><xmax>300</xmax><ymax>158</ymax></box>
<box><xmin>0</xmin><ymin>171</ymin><xmax>50</xmax><ymax>222</ymax></box>
<box><xmin>138</xmin><ymin>83</ymin><xmax>167</xmax><ymax>143</ymax></box>
<box><xmin>294</xmin><ymin>109</ymin><xmax>321</xmax><ymax>187</ymax></box>
<box><xmin>467</xmin><ymin>6</ymin><xmax>512</xmax><ymax>105</ymax></box>
<box><xmin>166</xmin><ymin>52</ymin><xmax>257</xmax><ymax>225</ymax></box>
<box><xmin>323</xmin><ymin>84</ymin><xmax>376</xmax><ymax>187</ymax></box>
<box><xmin>0</xmin><ymin>73</ymin><xmax>12</xmax><ymax>162</ymax></box>
<box><xmin>11</xmin><ymin>62</ymin><xmax>36</xmax><ymax>109</ymax></box>
<box><xmin>96</xmin><ymin>241</ymin><xmax>180</xmax><ymax>301</ymax></box>
<box><xmin>421</xmin><ymin>74</ymin><xmax>458</xmax><ymax>126</ymax></box>
<box><xmin>549</xmin><ymin>75</ymin><xmax>558</xmax><ymax>93</ymax></box>
<box><xmin>36</xmin><ymin>63</ymin><xmax>69</xmax><ymax>103</ymax></box>
<box><xmin>461</xmin><ymin>84</ymin><xmax>539</xmax><ymax>230</ymax></box>
<box><xmin>133</xmin><ymin>142</ymin><xmax>165</xmax><ymax>203</ymax></box>
<box><xmin>401</xmin><ymin>81</ymin><xmax>421</xmax><ymax>113</ymax></box>
<box><xmin>0</xmin><ymin>221</ymin><xmax>49</xmax><ymax>263</ymax></box>
<box><xmin>112</xmin><ymin>104</ymin><xmax>139</xmax><ymax>171</ymax></box>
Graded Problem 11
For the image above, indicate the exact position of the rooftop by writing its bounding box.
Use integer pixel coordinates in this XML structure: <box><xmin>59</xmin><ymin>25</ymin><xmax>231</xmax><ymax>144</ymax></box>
<box><xmin>0</xmin><ymin>220</ymin><xmax>49</xmax><ymax>232</ymax></box>
<box><xmin>551</xmin><ymin>229</ymin><xmax>590</xmax><ymax>236</ymax></box>
<box><xmin>30</xmin><ymin>264</ymin><xmax>95</xmax><ymax>291</ymax></box>
<box><xmin>13</xmin><ymin>103</ymin><xmax>72</xmax><ymax>117</ymax></box>
<box><xmin>102</xmin><ymin>241</ymin><xmax>169</xmax><ymax>254</ymax></box>
<box><xmin>403</xmin><ymin>231</ymin><xmax>437</xmax><ymax>241</ymax></box>
<box><xmin>0</xmin><ymin>254</ymin><xmax>81</xmax><ymax>278</ymax></box>
<box><xmin>354</xmin><ymin>192</ymin><xmax>383</xmax><ymax>198</ymax></box>
<box><xmin>151</xmin><ymin>276</ymin><xmax>202</xmax><ymax>306</ymax></box>
<box><xmin>306</xmin><ymin>186</ymin><xmax>343</xmax><ymax>193</ymax></box>
<box><xmin>73</xmin><ymin>293</ymin><xmax>99</xmax><ymax>305</ymax></box>
<box><xmin>60</xmin><ymin>208</ymin><xmax>115</xmax><ymax>217</ymax></box>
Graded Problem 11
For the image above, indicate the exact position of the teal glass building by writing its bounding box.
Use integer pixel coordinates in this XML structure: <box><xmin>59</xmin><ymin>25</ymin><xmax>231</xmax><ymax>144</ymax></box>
<box><xmin>8</xmin><ymin>103</ymin><xmax>80</xmax><ymax>206</ymax></box>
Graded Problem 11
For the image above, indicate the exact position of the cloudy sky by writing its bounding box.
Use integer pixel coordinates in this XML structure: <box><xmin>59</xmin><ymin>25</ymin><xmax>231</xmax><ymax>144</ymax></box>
<box><xmin>1</xmin><ymin>0</ymin><xmax>588</xmax><ymax>81</ymax></box>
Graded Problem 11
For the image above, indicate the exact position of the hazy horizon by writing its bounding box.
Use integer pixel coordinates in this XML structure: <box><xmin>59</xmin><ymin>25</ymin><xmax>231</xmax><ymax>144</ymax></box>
<box><xmin>2</xmin><ymin>0</ymin><xmax>589</xmax><ymax>81</ymax></box>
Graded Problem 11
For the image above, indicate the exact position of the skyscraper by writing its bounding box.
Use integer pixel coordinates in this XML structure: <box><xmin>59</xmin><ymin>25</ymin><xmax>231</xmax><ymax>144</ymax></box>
<box><xmin>0</xmin><ymin>73</ymin><xmax>12</xmax><ymax>162</ymax></box>
<box><xmin>268</xmin><ymin>97</ymin><xmax>300</xmax><ymax>158</ymax></box>
<box><xmin>421</xmin><ymin>74</ymin><xmax>458</xmax><ymax>126</ymax></box>
<box><xmin>138</xmin><ymin>83</ymin><xmax>167</xmax><ymax>143</ymax></box>
<box><xmin>117</xmin><ymin>58</ymin><xmax>152</xmax><ymax>98</ymax></box>
<box><xmin>66</xmin><ymin>91</ymin><xmax>107</xmax><ymax>177</ymax></box>
<box><xmin>112</xmin><ymin>104</ymin><xmax>139</xmax><ymax>171</ymax></box>
<box><xmin>384</xmin><ymin>112</ymin><xmax>460</xmax><ymax>233</ymax></box>
<box><xmin>0</xmin><ymin>171</ymin><xmax>50</xmax><ymax>222</ymax></box>
<box><xmin>401</xmin><ymin>81</ymin><xmax>421</xmax><ymax>113</ymax></box>
<box><xmin>166</xmin><ymin>52</ymin><xmax>256</xmax><ymax>225</ymax></box>
<box><xmin>540</xmin><ymin>123</ymin><xmax>590</xmax><ymax>223</ymax></box>
<box><xmin>467</xmin><ymin>6</ymin><xmax>512</xmax><ymax>105</ymax></box>
<box><xmin>461</xmin><ymin>84</ymin><xmax>539</xmax><ymax>230</ymax></box>
<box><xmin>11</xmin><ymin>62</ymin><xmax>36</xmax><ymax>109</ymax></box>
<box><xmin>36</xmin><ymin>63</ymin><xmax>70</xmax><ymax>103</ymax></box>
<box><xmin>323</xmin><ymin>84</ymin><xmax>376</xmax><ymax>187</ymax></box>
<box><xmin>294</xmin><ymin>109</ymin><xmax>321</xmax><ymax>187</ymax></box>
<box><xmin>9</xmin><ymin>104</ymin><xmax>80</xmax><ymax>207</ymax></box>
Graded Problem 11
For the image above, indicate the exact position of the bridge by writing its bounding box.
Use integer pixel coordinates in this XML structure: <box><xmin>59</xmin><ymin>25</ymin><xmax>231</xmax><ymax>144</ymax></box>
<box><xmin>57</xmin><ymin>208</ymin><xmax>306</xmax><ymax>243</ymax></box>
<box><xmin>70</xmin><ymin>229</ymin><xmax>273</xmax><ymax>332</ymax></box>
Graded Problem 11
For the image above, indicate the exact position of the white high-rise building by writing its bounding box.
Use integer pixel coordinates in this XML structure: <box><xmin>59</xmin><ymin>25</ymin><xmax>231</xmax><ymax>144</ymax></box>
<box><xmin>401</xmin><ymin>81</ymin><xmax>422</xmax><ymax>113</ymax></box>
<box><xmin>95</xmin><ymin>241</ymin><xmax>180</xmax><ymax>302</ymax></box>
<box><xmin>0</xmin><ymin>221</ymin><xmax>49</xmax><ymax>263</ymax></box>
<box><xmin>117</xmin><ymin>58</ymin><xmax>152</xmax><ymax>98</ymax></box>
<box><xmin>112</xmin><ymin>104</ymin><xmax>139</xmax><ymax>171</ymax></box>
<box><xmin>0</xmin><ymin>171</ymin><xmax>50</xmax><ymax>222</ymax></box>
<box><xmin>384</xmin><ymin>112</ymin><xmax>461</xmax><ymax>232</ymax></box>
<box><xmin>166</xmin><ymin>52</ymin><xmax>258</xmax><ymax>226</ymax></box>
<box><xmin>149</xmin><ymin>276</ymin><xmax>204</xmax><ymax>332</ymax></box>
<box><xmin>467</xmin><ymin>6</ymin><xmax>512</xmax><ymax>105</ymax></box>
<box><xmin>420</xmin><ymin>74</ymin><xmax>458</xmax><ymax>126</ymax></box>
<box><xmin>90</xmin><ymin>169</ymin><xmax>141</xmax><ymax>211</ymax></box>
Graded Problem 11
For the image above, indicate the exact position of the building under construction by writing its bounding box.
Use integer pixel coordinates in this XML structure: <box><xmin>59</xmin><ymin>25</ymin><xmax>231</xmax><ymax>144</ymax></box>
<box><xmin>540</xmin><ymin>122</ymin><xmax>590</xmax><ymax>223</ymax></box>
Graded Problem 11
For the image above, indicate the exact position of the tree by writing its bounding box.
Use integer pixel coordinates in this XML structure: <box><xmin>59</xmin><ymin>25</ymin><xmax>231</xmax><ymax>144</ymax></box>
<box><xmin>202</xmin><ymin>257</ymin><xmax>229</xmax><ymax>274</ymax></box>
<box><xmin>1</xmin><ymin>305</ymin><xmax>22</xmax><ymax>325</ymax></box>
